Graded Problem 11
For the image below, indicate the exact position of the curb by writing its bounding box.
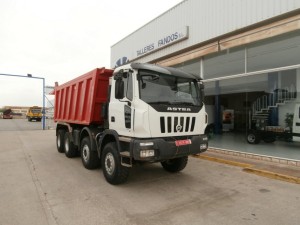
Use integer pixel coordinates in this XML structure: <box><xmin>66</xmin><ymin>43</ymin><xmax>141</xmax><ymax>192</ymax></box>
<box><xmin>243</xmin><ymin>168</ymin><xmax>300</xmax><ymax>184</ymax></box>
<box><xmin>207</xmin><ymin>148</ymin><xmax>300</xmax><ymax>167</ymax></box>
<box><xmin>194</xmin><ymin>155</ymin><xmax>252</xmax><ymax>168</ymax></box>
<box><xmin>193</xmin><ymin>154</ymin><xmax>300</xmax><ymax>185</ymax></box>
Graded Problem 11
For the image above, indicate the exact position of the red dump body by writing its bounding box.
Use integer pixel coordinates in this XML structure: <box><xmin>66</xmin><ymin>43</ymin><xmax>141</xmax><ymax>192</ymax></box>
<box><xmin>54</xmin><ymin>68</ymin><xmax>114</xmax><ymax>125</ymax></box>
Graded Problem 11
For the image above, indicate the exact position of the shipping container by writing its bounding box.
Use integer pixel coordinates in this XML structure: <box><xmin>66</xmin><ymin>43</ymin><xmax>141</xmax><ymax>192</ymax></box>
<box><xmin>54</xmin><ymin>68</ymin><xmax>114</xmax><ymax>125</ymax></box>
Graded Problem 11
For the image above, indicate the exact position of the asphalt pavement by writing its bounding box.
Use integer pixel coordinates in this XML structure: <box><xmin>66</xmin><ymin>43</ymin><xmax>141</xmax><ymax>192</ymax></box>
<box><xmin>0</xmin><ymin>119</ymin><xmax>300</xmax><ymax>225</ymax></box>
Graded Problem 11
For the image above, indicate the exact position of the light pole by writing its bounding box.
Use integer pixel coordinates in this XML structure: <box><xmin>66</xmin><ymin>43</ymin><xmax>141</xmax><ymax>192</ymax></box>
<box><xmin>0</xmin><ymin>73</ymin><xmax>46</xmax><ymax>130</ymax></box>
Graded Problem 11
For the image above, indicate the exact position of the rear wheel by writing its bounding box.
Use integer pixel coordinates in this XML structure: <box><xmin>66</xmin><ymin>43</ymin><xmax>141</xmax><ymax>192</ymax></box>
<box><xmin>161</xmin><ymin>156</ymin><xmax>188</xmax><ymax>173</ymax></box>
<box><xmin>64</xmin><ymin>133</ymin><xmax>77</xmax><ymax>158</ymax></box>
<box><xmin>247</xmin><ymin>130</ymin><xmax>261</xmax><ymax>144</ymax></box>
<box><xmin>56</xmin><ymin>129</ymin><xmax>65</xmax><ymax>153</ymax></box>
<box><xmin>80</xmin><ymin>137</ymin><xmax>100</xmax><ymax>169</ymax></box>
<box><xmin>102</xmin><ymin>142</ymin><xmax>130</xmax><ymax>185</ymax></box>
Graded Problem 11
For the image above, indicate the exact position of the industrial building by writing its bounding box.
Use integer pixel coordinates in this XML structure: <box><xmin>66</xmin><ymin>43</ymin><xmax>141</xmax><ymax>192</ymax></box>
<box><xmin>111</xmin><ymin>0</ymin><xmax>300</xmax><ymax>160</ymax></box>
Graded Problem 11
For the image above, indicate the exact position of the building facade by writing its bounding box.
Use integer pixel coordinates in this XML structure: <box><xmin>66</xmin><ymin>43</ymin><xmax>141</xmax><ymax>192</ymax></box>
<box><xmin>111</xmin><ymin>0</ymin><xmax>300</xmax><ymax>160</ymax></box>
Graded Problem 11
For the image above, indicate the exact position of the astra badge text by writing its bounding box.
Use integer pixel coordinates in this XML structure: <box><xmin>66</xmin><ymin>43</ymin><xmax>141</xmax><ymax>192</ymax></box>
<box><xmin>167</xmin><ymin>107</ymin><xmax>191</xmax><ymax>112</ymax></box>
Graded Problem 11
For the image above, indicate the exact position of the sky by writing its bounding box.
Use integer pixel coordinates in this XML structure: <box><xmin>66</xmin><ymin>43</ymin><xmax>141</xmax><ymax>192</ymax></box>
<box><xmin>0</xmin><ymin>0</ymin><xmax>182</xmax><ymax>107</ymax></box>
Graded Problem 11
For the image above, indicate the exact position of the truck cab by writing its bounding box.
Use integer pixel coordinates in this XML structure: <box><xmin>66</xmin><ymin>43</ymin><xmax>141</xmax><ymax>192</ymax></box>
<box><xmin>108</xmin><ymin>63</ymin><xmax>208</xmax><ymax>160</ymax></box>
<box><xmin>27</xmin><ymin>106</ymin><xmax>42</xmax><ymax>122</ymax></box>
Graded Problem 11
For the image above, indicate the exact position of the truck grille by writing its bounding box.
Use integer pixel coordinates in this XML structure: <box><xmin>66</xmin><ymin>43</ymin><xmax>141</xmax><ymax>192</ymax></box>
<box><xmin>160</xmin><ymin>116</ymin><xmax>195</xmax><ymax>134</ymax></box>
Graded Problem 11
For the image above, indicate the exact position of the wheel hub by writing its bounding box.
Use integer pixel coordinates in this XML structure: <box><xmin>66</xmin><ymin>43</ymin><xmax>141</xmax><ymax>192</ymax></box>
<box><xmin>105</xmin><ymin>153</ymin><xmax>115</xmax><ymax>176</ymax></box>
<box><xmin>248</xmin><ymin>134</ymin><xmax>255</xmax><ymax>143</ymax></box>
<box><xmin>65</xmin><ymin>140</ymin><xmax>69</xmax><ymax>152</ymax></box>
<box><xmin>57</xmin><ymin>136</ymin><xmax>61</xmax><ymax>147</ymax></box>
<box><xmin>82</xmin><ymin>145</ymin><xmax>90</xmax><ymax>162</ymax></box>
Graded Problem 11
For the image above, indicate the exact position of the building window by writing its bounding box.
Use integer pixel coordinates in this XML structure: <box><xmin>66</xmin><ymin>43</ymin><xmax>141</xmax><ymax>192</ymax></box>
<box><xmin>203</xmin><ymin>46</ymin><xmax>245</xmax><ymax>79</ymax></box>
<box><xmin>247</xmin><ymin>30</ymin><xmax>300</xmax><ymax>72</ymax></box>
<box><xmin>204</xmin><ymin>68</ymin><xmax>300</xmax><ymax>159</ymax></box>
<box><xmin>173</xmin><ymin>58</ymin><xmax>201</xmax><ymax>77</ymax></box>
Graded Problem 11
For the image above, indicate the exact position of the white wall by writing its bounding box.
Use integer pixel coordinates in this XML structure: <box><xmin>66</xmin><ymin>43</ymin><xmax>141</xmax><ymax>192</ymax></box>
<box><xmin>111</xmin><ymin>0</ymin><xmax>300</xmax><ymax>67</ymax></box>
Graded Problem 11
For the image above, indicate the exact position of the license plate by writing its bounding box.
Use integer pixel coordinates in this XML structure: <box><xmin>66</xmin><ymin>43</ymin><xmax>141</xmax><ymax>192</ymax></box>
<box><xmin>175</xmin><ymin>139</ymin><xmax>191</xmax><ymax>147</ymax></box>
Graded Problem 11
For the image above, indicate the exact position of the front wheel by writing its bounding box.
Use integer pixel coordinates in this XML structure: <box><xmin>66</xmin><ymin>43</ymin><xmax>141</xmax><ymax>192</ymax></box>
<box><xmin>161</xmin><ymin>156</ymin><xmax>188</xmax><ymax>173</ymax></box>
<box><xmin>101</xmin><ymin>142</ymin><xmax>130</xmax><ymax>185</ymax></box>
<box><xmin>80</xmin><ymin>137</ymin><xmax>100</xmax><ymax>169</ymax></box>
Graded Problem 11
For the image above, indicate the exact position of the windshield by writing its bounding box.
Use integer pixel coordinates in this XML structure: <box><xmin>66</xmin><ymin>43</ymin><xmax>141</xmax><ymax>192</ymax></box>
<box><xmin>138</xmin><ymin>70</ymin><xmax>202</xmax><ymax>107</ymax></box>
<box><xmin>31</xmin><ymin>109</ymin><xmax>41</xmax><ymax>113</ymax></box>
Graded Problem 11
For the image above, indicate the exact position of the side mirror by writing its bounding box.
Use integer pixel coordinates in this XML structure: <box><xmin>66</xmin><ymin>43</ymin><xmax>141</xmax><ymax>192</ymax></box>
<box><xmin>114</xmin><ymin>70</ymin><xmax>128</xmax><ymax>80</ymax></box>
<box><xmin>199</xmin><ymin>82</ymin><xmax>204</xmax><ymax>90</ymax></box>
<box><xmin>115</xmin><ymin>79</ymin><xmax>124</xmax><ymax>99</ymax></box>
<box><xmin>199</xmin><ymin>82</ymin><xmax>205</xmax><ymax>103</ymax></box>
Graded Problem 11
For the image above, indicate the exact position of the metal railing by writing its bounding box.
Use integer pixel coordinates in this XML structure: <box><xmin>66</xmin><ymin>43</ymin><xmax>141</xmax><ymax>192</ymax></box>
<box><xmin>252</xmin><ymin>86</ymin><xmax>297</xmax><ymax>115</ymax></box>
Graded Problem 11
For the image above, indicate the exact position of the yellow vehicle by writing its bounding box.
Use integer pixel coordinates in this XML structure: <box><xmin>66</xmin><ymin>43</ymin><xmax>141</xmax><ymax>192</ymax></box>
<box><xmin>26</xmin><ymin>106</ymin><xmax>42</xmax><ymax>122</ymax></box>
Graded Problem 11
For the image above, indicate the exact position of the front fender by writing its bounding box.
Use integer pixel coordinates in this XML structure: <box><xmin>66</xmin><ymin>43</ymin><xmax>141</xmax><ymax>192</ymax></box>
<box><xmin>98</xmin><ymin>129</ymin><xmax>121</xmax><ymax>158</ymax></box>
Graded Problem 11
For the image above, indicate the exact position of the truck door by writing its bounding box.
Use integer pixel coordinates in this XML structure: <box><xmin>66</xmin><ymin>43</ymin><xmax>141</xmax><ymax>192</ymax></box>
<box><xmin>109</xmin><ymin>72</ymin><xmax>134</xmax><ymax>137</ymax></box>
<box><xmin>293</xmin><ymin>104</ymin><xmax>300</xmax><ymax>142</ymax></box>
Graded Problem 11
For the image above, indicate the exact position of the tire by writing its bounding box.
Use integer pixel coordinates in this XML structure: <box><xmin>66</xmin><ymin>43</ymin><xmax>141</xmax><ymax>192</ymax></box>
<box><xmin>247</xmin><ymin>131</ymin><xmax>261</xmax><ymax>144</ymax></box>
<box><xmin>80</xmin><ymin>137</ymin><xmax>100</xmax><ymax>169</ymax></box>
<box><xmin>64</xmin><ymin>132</ymin><xmax>77</xmax><ymax>158</ymax></box>
<box><xmin>161</xmin><ymin>156</ymin><xmax>188</xmax><ymax>173</ymax></box>
<box><xmin>56</xmin><ymin>129</ymin><xmax>65</xmax><ymax>153</ymax></box>
<box><xmin>101</xmin><ymin>142</ymin><xmax>130</xmax><ymax>185</ymax></box>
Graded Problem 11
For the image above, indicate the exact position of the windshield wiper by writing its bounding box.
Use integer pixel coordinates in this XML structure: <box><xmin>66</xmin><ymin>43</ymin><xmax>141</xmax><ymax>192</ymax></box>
<box><xmin>148</xmin><ymin>101</ymin><xmax>199</xmax><ymax>106</ymax></box>
<box><xmin>148</xmin><ymin>101</ymin><xmax>172</xmax><ymax>105</ymax></box>
<box><xmin>171</xmin><ymin>102</ymin><xmax>196</xmax><ymax>106</ymax></box>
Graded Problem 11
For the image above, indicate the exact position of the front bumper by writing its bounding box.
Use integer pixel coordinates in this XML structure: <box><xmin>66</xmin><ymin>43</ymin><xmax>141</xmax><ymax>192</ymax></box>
<box><xmin>131</xmin><ymin>135</ymin><xmax>208</xmax><ymax>162</ymax></box>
